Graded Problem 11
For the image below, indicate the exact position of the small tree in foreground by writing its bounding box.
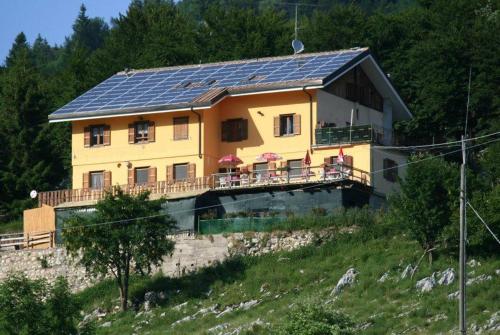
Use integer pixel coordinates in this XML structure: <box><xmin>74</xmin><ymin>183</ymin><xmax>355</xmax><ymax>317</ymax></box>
<box><xmin>63</xmin><ymin>188</ymin><xmax>176</xmax><ymax>311</ymax></box>
<box><xmin>0</xmin><ymin>274</ymin><xmax>82</xmax><ymax>335</ymax></box>
<box><xmin>389</xmin><ymin>154</ymin><xmax>458</xmax><ymax>264</ymax></box>
<box><xmin>275</xmin><ymin>303</ymin><xmax>354</xmax><ymax>335</ymax></box>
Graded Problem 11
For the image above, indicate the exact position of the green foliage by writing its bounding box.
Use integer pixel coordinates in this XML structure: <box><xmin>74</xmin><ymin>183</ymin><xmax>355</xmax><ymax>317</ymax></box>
<box><xmin>274</xmin><ymin>303</ymin><xmax>354</xmax><ymax>335</ymax></box>
<box><xmin>388</xmin><ymin>155</ymin><xmax>459</xmax><ymax>262</ymax></box>
<box><xmin>0</xmin><ymin>0</ymin><xmax>498</xmax><ymax>221</ymax></box>
<box><xmin>0</xmin><ymin>274</ymin><xmax>84</xmax><ymax>335</ymax></box>
<box><xmin>62</xmin><ymin>188</ymin><xmax>176</xmax><ymax>311</ymax></box>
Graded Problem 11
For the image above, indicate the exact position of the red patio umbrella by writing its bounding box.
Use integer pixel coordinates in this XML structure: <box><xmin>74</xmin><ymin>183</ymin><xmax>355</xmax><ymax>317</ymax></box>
<box><xmin>218</xmin><ymin>154</ymin><xmax>243</xmax><ymax>176</ymax></box>
<box><xmin>218</xmin><ymin>154</ymin><xmax>243</xmax><ymax>166</ymax></box>
<box><xmin>256</xmin><ymin>152</ymin><xmax>282</xmax><ymax>162</ymax></box>
<box><xmin>304</xmin><ymin>150</ymin><xmax>311</xmax><ymax>166</ymax></box>
<box><xmin>337</xmin><ymin>147</ymin><xmax>344</xmax><ymax>164</ymax></box>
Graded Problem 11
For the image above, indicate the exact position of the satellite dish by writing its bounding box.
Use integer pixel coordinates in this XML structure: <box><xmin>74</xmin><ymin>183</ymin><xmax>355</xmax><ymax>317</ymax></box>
<box><xmin>30</xmin><ymin>190</ymin><xmax>38</xmax><ymax>199</ymax></box>
<box><xmin>292</xmin><ymin>39</ymin><xmax>304</xmax><ymax>54</ymax></box>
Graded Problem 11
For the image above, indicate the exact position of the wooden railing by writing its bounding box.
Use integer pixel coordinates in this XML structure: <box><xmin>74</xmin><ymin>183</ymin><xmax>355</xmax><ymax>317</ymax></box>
<box><xmin>38</xmin><ymin>165</ymin><xmax>371</xmax><ymax>208</ymax></box>
<box><xmin>0</xmin><ymin>231</ymin><xmax>56</xmax><ymax>251</ymax></box>
<box><xmin>38</xmin><ymin>177</ymin><xmax>213</xmax><ymax>207</ymax></box>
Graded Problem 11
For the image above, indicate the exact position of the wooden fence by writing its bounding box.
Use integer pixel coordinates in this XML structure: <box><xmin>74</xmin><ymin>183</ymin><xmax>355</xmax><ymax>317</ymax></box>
<box><xmin>0</xmin><ymin>231</ymin><xmax>56</xmax><ymax>251</ymax></box>
<box><xmin>38</xmin><ymin>176</ymin><xmax>213</xmax><ymax>207</ymax></box>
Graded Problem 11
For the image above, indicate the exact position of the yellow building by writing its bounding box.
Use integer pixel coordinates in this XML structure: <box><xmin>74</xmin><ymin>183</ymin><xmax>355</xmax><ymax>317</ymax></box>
<box><xmin>44</xmin><ymin>47</ymin><xmax>411</xmax><ymax>208</ymax></box>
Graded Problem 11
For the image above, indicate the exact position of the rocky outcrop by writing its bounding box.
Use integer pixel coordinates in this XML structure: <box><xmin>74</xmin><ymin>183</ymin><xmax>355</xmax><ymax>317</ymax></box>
<box><xmin>331</xmin><ymin>268</ymin><xmax>358</xmax><ymax>296</ymax></box>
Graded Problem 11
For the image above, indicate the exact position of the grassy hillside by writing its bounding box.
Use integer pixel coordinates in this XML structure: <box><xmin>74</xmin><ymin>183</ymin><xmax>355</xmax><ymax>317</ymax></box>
<box><xmin>79</xmin><ymin>230</ymin><xmax>500</xmax><ymax>334</ymax></box>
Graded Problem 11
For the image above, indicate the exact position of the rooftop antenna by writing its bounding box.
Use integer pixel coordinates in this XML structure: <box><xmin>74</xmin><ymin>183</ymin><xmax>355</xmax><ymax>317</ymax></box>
<box><xmin>292</xmin><ymin>4</ymin><xmax>304</xmax><ymax>54</ymax></box>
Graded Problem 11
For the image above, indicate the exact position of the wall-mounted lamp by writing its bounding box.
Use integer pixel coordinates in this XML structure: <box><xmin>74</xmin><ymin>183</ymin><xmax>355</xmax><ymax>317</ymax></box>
<box><xmin>126</xmin><ymin>161</ymin><xmax>132</xmax><ymax>168</ymax></box>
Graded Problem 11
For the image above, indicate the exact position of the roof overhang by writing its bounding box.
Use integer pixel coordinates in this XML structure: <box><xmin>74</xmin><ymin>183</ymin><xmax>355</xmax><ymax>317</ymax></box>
<box><xmin>49</xmin><ymin>49</ymin><xmax>412</xmax><ymax>123</ymax></box>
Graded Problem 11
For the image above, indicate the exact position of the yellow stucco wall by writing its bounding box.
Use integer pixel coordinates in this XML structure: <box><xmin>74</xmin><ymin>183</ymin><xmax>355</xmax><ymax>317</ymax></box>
<box><xmin>71</xmin><ymin>89</ymin><xmax>375</xmax><ymax>187</ymax></box>
<box><xmin>72</xmin><ymin>111</ymin><xmax>205</xmax><ymax>188</ymax></box>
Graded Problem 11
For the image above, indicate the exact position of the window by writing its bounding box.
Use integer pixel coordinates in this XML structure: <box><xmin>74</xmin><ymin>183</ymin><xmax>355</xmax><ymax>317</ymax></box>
<box><xmin>91</xmin><ymin>126</ymin><xmax>104</xmax><ymax>146</ymax></box>
<box><xmin>173</xmin><ymin>117</ymin><xmax>189</xmax><ymax>140</ymax></box>
<box><xmin>221</xmin><ymin>118</ymin><xmax>248</xmax><ymax>142</ymax></box>
<box><xmin>174</xmin><ymin>164</ymin><xmax>188</xmax><ymax>181</ymax></box>
<box><xmin>383</xmin><ymin>158</ymin><xmax>398</xmax><ymax>182</ymax></box>
<box><xmin>135</xmin><ymin>121</ymin><xmax>149</xmax><ymax>143</ymax></box>
<box><xmin>274</xmin><ymin>114</ymin><xmax>300</xmax><ymax>137</ymax></box>
<box><xmin>253</xmin><ymin>162</ymin><xmax>268</xmax><ymax>179</ymax></box>
<box><xmin>288</xmin><ymin>159</ymin><xmax>302</xmax><ymax>177</ymax></box>
<box><xmin>280</xmin><ymin>115</ymin><xmax>294</xmax><ymax>136</ymax></box>
<box><xmin>90</xmin><ymin>172</ymin><xmax>104</xmax><ymax>189</ymax></box>
<box><xmin>135</xmin><ymin>167</ymin><xmax>149</xmax><ymax>185</ymax></box>
<box><xmin>84</xmin><ymin>125</ymin><xmax>109</xmax><ymax>147</ymax></box>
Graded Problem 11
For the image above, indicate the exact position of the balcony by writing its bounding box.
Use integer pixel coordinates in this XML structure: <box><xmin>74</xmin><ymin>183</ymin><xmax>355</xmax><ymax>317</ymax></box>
<box><xmin>37</xmin><ymin>164</ymin><xmax>370</xmax><ymax>208</ymax></box>
<box><xmin>314</xmin><ymin>125</ymin><xmax>385</xmax><ymax>147</ymax></box>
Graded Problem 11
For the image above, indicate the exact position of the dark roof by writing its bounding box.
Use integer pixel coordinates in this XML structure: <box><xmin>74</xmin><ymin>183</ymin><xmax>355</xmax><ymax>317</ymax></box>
<box><xmin>49</xmin><ymin>47</ymin><xmax>369</xmax><ymax>121</ymax></box>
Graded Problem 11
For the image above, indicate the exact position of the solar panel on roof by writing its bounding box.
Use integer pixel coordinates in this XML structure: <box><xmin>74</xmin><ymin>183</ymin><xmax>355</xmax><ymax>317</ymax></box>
<box><xmin>50</xmin><ymin>48</ymin><xmax>368</xmax><ymax>119</ymax></box>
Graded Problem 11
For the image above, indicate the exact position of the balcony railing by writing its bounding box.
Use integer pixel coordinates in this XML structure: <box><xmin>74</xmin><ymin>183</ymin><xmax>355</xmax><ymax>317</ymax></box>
<box><xmin>212</xmin><ymin>163</ymin><xmax>369</xmax><ymax>189</ymax></box>
<box><xmin>38</xmin><ymin>176</ymin><xmax>212</xmax><ymax>207</ymax></box>
<box><xmin>37</xmin><ymin>165</ymin><xmax>370</xmax><ymax>208</ymax></box>
<box><xmin>315</xmin><ymin>125</ymin><xmax>385</xmax><ymax>147</ymax></box>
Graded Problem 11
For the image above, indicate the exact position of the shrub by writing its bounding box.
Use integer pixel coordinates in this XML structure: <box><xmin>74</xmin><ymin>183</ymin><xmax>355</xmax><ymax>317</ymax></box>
<box><xmin>0</xmin><ymin>274</ymin><xmax>85</xmax><ymax>335</ymax></box>
<box><xmin>274</xmin><ymin>303</ymin><xmax>354</xmax><ymax>335</ymax></box>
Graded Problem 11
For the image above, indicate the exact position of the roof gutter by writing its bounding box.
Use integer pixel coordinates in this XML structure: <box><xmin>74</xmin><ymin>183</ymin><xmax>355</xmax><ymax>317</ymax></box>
<box><xmin>302</xmin><ymin>86</ymin><xmax>314</xmax><ymax>153</ymax></box>
<box><xmin>190</xmin><ymin>107</ymin><xmax>202</xmax><ymax>159</ymax></box>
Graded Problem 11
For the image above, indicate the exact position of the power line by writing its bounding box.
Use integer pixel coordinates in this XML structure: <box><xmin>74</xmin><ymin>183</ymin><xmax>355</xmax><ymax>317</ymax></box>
<box><xmin>57</xmin><ymin>137</ymin><xmax>500</xmax><ymax>232</ymax></box>
<box><xmin>371</xmin><ymin>136</ymin><xmax>500</xmax><ymax>175</ymax></box>
<box><xmin>372</xmin><ymin>131</ymin><xmax>500</xmax><ymax>151</ymax></box>
<box><xmin>467</xmin><ymin>201</ymin><xmax>500</xmax><ymax>246</ymax></box>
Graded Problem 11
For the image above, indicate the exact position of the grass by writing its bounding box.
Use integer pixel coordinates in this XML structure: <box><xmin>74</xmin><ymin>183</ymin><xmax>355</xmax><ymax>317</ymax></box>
<box><xmin>0</xmin><ymin>220</ymin><xmax>22</xmax><ymax>234</ymax></box>
<box><xmin>77</xmin><ymin>227</ymin><xmax>500</xmax><ymax>335</ymax></box>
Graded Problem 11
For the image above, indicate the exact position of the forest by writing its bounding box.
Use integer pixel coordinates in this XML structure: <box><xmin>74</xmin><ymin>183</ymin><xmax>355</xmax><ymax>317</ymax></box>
<box><xmin>0</xmin><ymin>0</ymin><xmax>498</xmax><ymax>220</ymax></box>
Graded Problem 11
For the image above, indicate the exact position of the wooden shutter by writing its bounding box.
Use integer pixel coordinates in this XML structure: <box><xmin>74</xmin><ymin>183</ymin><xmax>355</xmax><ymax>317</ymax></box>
<box><xmin>84</xmin><ymin>127</ymin><xmax>91</xmax><ymax>147</ymax></box>
<box><xmin>104</xmin><ymin>171</ymin><xmax>112</xmax><ymax>188</ymax></box>
<box><xmin>148</xmin><ymin>121</ymin><xmax>155</xmax><ymax>142</ymax></box>
<box><xmin>166</xmin><ymin>165</ymin><xmax>174</xmax><ymax>183</ymax></box>
<box><xmin>128</xmin><ymin>169</ymin><xmax>135</xmax><ymax>185</ymax></box>
<box><xmin>273</xmin><ymin>116</ymin><xmax>280</xmax><ymax>137</ymax></box>
<box><xmin>82</xmin><ymin>172</ymin><xmax>89</xmax><ymax>189</ymax></box>
<box><xmin>293</xmin><ymin>114</ymin><xmax>301</xmax><ymax>135</ymax></box>
<box><xmin>241</xmin><ymin>119</ymin><xmax>248</xmax><ymax>140</ymax></box>
<box><xmin>344</xmin><ymin>155</ymin><xmax>353</xmax><ymax>168</ymax></box>
<box><xmin>188</xmin><ymin>163</ymin><xmax>196</xmax><ymax>180</ymax></box>
<box><xmin>128</xmin><ymin>124</ymin><xmax>135</xmax><ymax>144</ymax></box>
<box><xmin>103</xmin><ymin>125</ymin><xmax>111</xmax><ymax>146</ymax></box>
<box><xmin>148</xmin><ymin>167</ymin><xmax>157</xmax><ymax>184</ymax></box>
<box><xmin>221</xmin><ymin>121</ymin><xmax>229</xmax><ymax>141</ymax></box>
<box><xmin>268</xmin><ymin>161</ymin><xmax>276</xmax><ymax>172</ymax></box>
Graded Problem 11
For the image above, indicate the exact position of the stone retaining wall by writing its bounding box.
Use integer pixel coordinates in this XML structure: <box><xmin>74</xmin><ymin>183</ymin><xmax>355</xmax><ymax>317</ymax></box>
<box><xmin>0</xmin><ymin>230</ymin><xmax>326</xmax><ymax>292</ymax></box>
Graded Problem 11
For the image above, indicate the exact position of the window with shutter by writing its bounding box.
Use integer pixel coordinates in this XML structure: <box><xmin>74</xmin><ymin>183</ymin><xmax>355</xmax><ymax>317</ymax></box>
<box><xmin>82</xmin><ymin>172</ymin><xmax>90</xmax><ymax>189</ymax></box>
<box><xmin>84</xmin><ymin>127</ymin><xmax>91</xmax><ymax>147</ymax></box>
<box><xmin>90</xmin><ymin>171</ymin><xmax>104</xmax><ymax>189</ymax></box>
<box><xmin>148</xmin><ymin>121</ymin><xmax>155</xmax><ymax>142</ymax></box>
<box><xmin>273</xmin><ymin>116</ymin><xmax>280</xmax><ymax>137</ymax></box>
<box><xmin>148</xmin><ymin>167</ymin><xmax>157</xmax><ymax>184</ymax></box>
<box><xmin>279</xmin><ymin>114</ymin><xmax>294</xmax><ymax>136</ymax></box>
<box><xmin>104</xmin><ymin>171</ymin><xmax>112</xmax><ymax>188</ymax></box>
<box><xmin>174</xmin><ymin>164</ymin><xmax>188</xmax><ymax>181</ymax></box>
<box><xmin>128</xmin><ymin>169</ymin><xmax>134</xmax><ymax>185</ymax></box>
<box><xmin>221</xmin><ymin>119</ymin><xmax>247</xmax><ymax>142</ymax></box>
<box><xmin>173</xmin><ymin>117</ymin><xmax>189</xmax><ymax>140</ymax></box>
<box><xmin>293</xmin><ymin>114</ymin><xmax>301</xmax><ymax>135</ymax></box>
<box><xmin>166</xmin><ymin>165</ymin><xmax>174</xmax><ymax>183</ymax></box>
<box><xmin>188</xmin><ymin>163</ymin><xmax>196</xmax><ymax>180</ymax></box>
<box><xmin>134</xmin><ymin>121</ymin><xmax>149</xmax><ymax>143</ymax></box>
<box><xmin>135</xmin><ymin>167</ymin><xmax>149</xmax><ymax>185</ymax></box>
<box><xmin>288</xmin><ymin>159</ymin><xmax>302</xmax><ymax>177</ymax></box>
<box><xmin>128</xmin><ymin>124</ymin><xmax>135</xmax><ymax>144</ymax></box>
<box><xmin>103</xmin><ymin>125</ymin><xmax>111</xmax><ymax>146</ymax></box>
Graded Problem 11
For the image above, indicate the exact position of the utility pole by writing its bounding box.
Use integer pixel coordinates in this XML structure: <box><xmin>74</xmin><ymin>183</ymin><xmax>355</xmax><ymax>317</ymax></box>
<box><xmin>459</xmin><ymin>135</ymin><xmax>467</xmax><ymax>334</ymax></box>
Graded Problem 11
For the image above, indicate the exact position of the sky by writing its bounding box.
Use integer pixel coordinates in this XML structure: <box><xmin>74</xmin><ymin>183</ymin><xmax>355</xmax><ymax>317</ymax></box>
<box><xmin>0</xmin><ymin>0</ymin><xmax>132</xmax><ymax>65</ymax></box>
